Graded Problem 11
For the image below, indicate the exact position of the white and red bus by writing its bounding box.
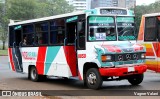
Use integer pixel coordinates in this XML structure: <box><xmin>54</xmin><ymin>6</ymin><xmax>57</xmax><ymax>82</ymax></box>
<box><xmin>138</xmin><ymin>13</ymin><xmax>160</xmax><ymax>73</ymax></box>
<box><xmin>8</xmin><ymin>7</ymin><xmax>147</xmax><ymax>89</ymax></box>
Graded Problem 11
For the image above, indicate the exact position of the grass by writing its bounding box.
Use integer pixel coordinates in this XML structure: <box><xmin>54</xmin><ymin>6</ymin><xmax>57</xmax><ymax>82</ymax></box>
<box><xmin>0</xmin><ymin>49</ymin><xmax>8</xmax><ymax>56</ymax></box>
<box><xmin>0</xmin><ymin>45</ymin><xmax>8</xmax><ymax>56</ymax></box>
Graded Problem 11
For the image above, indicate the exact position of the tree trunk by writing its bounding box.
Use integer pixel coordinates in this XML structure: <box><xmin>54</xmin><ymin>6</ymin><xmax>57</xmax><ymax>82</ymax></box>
<box><xmin>2</xmin><ymin>41</ymin><xmax>5</xmax><ymax>50</ymax></box>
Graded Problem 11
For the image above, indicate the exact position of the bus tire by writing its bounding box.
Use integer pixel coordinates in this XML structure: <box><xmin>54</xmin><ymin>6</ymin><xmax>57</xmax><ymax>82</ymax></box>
<box><xmin>30</xmin><ymin>66</ymin><xmax>40</xmax><ymax>82</ymax></box>
<box><xmin>85</xmin><ymin>68</ymin><xmax>102</xmax><ymax>89</ymax></box>
<box><xmin>128</xmin><ymin>74</ymin><xmax>144</xmax><ymax>85</ymax></box>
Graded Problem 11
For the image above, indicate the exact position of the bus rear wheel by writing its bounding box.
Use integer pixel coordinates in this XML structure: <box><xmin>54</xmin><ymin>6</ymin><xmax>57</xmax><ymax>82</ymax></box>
<box><xmin>128</xmin><ymin>74</ymin><xmax>144</xmax><ymax>85</ymax></box>
<box><xmin>85</xmin><ymin>68</ymin><xmax>103</xmax><ymax>89</ymax></box>
<box><xmin>30</xmin><ymin>66</ymin><xmax>39</xmax><ymax>81</ymax></box>
<box><xmin>30</xmin><ymin>66</ymin><xmax>46</xmax><ymax>82</ymax></box>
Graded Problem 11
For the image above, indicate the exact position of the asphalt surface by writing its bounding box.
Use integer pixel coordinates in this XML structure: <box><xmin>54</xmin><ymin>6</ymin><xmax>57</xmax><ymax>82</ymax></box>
<box><xmin>1</xmin><ymin>56</ymin><xmax>160</xmax><ymax>98</ymax></box>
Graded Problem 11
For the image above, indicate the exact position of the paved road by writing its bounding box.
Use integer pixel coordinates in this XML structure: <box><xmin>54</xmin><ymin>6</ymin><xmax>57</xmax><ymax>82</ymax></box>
<box><xmin>1</xmin><ymin>56</ymin><xmax>160</xmax><ymax>97</ymax></box>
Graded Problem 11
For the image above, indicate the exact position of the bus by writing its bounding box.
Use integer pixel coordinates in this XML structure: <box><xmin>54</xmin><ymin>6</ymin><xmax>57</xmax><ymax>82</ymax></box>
<box><xmin>8</xmin><ymin>7</ymin><xmax>147</xmax><ymax>89</ymax></box>
<box><xmin>138</xmin><ymin>13</ymin><xmax>160</xmax><ymax>73</ymax></box>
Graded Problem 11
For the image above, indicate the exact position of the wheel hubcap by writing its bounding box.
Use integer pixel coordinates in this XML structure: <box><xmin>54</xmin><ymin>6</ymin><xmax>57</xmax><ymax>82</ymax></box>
<box><xmin>87</xmin><ymin>72</ymin><xmax>97</xmax><ymax>85</ymax></box>
<box><xmin>31</xmin><ymin>69</ymin><xmax>37</xmax><ymax>79</ymax></box>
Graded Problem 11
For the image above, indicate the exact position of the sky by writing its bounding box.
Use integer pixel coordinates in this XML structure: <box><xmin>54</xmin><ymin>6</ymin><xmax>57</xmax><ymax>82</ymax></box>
<box><xmin>136</xmin><ymin>0</ymin><xmax>156</xmax><ymax>5</ymax></box>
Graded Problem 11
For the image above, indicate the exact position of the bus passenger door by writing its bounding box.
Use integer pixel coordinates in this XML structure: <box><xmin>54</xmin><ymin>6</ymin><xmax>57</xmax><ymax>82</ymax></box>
<box><xmin>12</xmin><ymin>27</ymin><xmax>23</xmax><ymax>72</ymax></box>
<box><xmin>77</xmin><ymin>21</ymin><xmax>86</xmax><ymax>79</ymax></box>
<box><xmin>65</xmin><ymin>22</ymin><xmax>78</xmax><ymax>76</ymax></box>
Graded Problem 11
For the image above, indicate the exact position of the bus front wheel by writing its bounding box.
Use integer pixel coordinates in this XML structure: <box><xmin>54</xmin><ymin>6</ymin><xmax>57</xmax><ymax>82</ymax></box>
<box><xmin>85</xmin><ymin>68</ymin><xmax>103</xmax><ymax>89</ymax></box>
<box><xmin>128</xmin><ymin>74</ymin><xmax>144</xmax><ymax>85</ymax></box>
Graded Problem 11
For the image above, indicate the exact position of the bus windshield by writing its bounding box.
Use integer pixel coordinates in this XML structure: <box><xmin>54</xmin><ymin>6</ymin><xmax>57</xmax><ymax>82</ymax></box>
<box><xmin>117</xmin><ymin>16</ymin><xmax>136</xmax><ymax>41</ymax></box>
<box><xmin>88</xmin><ymin>16</ymin><xmax>136</xmax><ymax>41</ymax></box>
<box><xmin>88</xmin><ymin>16</ymin><xmax>116</xmax><ymax>41</ymax></box>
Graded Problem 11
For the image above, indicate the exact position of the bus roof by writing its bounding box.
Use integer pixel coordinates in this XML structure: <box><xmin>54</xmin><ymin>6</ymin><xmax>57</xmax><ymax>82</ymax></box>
<box><xmin>9</xmin><ymin>11</ymin><xmax>85</xmax><ymax>26</ymax></box>
<box><xmin>143</xmin><ymin>12</ymin><xmax>160</xmax><ymax>17</ymax></box>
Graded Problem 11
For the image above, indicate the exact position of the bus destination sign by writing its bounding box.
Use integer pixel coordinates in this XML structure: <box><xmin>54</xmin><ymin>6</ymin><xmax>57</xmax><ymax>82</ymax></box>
<box><xmin>100</xmin><ymin>9</ymin><xmax>127</xmax><ymax>15</ymax></box>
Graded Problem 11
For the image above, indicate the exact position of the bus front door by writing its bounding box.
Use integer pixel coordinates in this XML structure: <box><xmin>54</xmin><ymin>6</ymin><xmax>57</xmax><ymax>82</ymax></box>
<box><xmin>65</xmin><ymin>22</ymin><xmax>78</xmax><ymax>76</ymax></box>
<box><xmin>12</xmin><ymin>28</ymin><xmax>23</xmax><ymax>72</ymax></box>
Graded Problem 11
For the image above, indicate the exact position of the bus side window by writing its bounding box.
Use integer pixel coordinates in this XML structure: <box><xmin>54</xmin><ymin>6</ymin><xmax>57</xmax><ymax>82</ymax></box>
<box><xmin>77</xmin><ymin>21</ymin><xmax>85</xmax><ymax>49</ymax></box>
<box><xmin>35</xmin><ymin>22</ymin><xmax>49</xmax><ymax>45</ymax></box>
<box><xmin>9</xmin><ymin>26</ymin><xmax>14</xmax><ymax>47</ymax></box>
<box><xmin>50</xmin><ymin>19</ymin><xmax>65</xmax><ymax>45</ymax></box>
<box><xmin>144</xmin><ymin>17</ymin><xmax>157</xmax><ymax>41</ymax></box>
<box><xmin>22</xmin><ymin>24</ymin><xmax>34</xmax><ymax>46</ymax></box>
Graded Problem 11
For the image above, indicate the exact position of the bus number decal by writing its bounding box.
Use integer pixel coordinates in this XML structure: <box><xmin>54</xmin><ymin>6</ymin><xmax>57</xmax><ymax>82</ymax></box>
<box><xmin>78</xmin><ymin>54</ymin><xmax>86</xmax><ymax>58</ymax></box>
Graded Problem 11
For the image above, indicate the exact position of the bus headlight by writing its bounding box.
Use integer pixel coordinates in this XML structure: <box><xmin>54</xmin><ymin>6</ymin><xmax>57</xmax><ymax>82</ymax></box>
<box><xmin>101</xmin><ymin>55</ymin><xmax>112</xmax><ymax>62</ymax></box>
<box><xmin>141</xmin><ymin>53</ymin><xmax>146</xmax><ymax>59</ymax></box>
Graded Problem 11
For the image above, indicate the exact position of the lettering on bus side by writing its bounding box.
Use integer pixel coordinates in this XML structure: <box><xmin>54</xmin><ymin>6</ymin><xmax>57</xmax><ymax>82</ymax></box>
<box><xmin>22</xmin><ymin>52</ymin><xmax>37</xmax><ymax>60</ymax></box>
<box><xmin>78</xmin><ymin>54</ymin><xmax>86</xmax><ymax>58</ymax></box>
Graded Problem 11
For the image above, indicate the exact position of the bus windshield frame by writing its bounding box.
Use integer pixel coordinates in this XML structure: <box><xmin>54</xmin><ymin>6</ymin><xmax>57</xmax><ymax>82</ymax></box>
<box><xmin>87</xmin><ymin>15</ymin><xmax>136</xmax><ymax>42</ymax></box>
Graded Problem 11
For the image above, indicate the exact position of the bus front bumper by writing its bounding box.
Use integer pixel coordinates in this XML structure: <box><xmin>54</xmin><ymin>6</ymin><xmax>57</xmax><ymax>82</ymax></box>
<box><xmin>99</xmin><ymin>65</ymin><xmax>147</xmax><ymax>77</ymax></box>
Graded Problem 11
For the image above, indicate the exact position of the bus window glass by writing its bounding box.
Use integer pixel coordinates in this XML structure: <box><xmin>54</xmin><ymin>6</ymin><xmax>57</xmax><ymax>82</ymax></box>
<box><xmin>144</xmin><ymin>17</ymin><xmax>157</xmax><ymax>41</ymax></box>
<box><xmin>88</xmin><ymin>16</ymin><xmax>116</xmax><ymax>41</ymax></box>
<box><xmin>9</xmin><ymin>26</ymin><xmax>14</xmax><ymax>47</ymax></box>
<box><xmin>35</xmin><ymin>22</ymin><xmax>48</xmax><ymax>45</ymax></box>
<box><xmin>50</xmin><ymin>19</ymin><xmax>65</xmax><ymax>45</ymax></box>
<box><xmin>117</xmin><ymin>17</ymin><xmax>136</xmax><ymax>41</ymax></box>
<box><xmin>22</xmin><ymin>24</ymin><xmax>34</xmax><ymax>46</ymax></box>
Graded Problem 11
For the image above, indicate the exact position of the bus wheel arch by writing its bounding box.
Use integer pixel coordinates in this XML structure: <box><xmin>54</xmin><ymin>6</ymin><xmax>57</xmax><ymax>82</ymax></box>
<box><xmin>28</xmin><ymin>65</ymin><xmax>46</xmax><ymax>82</ymax></box>
<box><xmin>83</xmin><ymin>62</ymin><xmax>102</xmax><ymax>89</ymax></box>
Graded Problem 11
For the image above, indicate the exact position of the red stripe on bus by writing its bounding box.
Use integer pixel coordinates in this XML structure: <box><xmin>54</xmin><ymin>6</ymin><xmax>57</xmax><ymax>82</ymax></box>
<box><xmin>8</xmin><ymin>48</ymin><xmax>15</xmax><ymax>71</ymax></box>
<box><xmin>36</xmin><ymin>47</ymin><xmax>47</xmax><ymax>75</ymax></box>
<box><xmin>78</xmin><ymin>71</ymin><xmax>82</xmax><ymax>80</ymax></box>
<box><xmin>63</xmin><ymin>46</ymin><xmax>77</xmax><ymax>76</ymax></box>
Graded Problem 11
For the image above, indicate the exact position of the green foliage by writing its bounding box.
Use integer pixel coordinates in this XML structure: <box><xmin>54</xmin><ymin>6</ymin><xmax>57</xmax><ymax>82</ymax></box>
<box><xmin>7</xmin><ymin>0</ymin><xmax>36</xmax><ymax>20</ymax></box>
<box><xmin>0</xmin><ymin>0</ymin><xmax>74</xmax><ymax>50</ymax></box>
<box><xmin>7</xmin><ymin>0</ymin><xmax>74</xmax><ymax>20</ymax></box>
<box><xmin>135</xmin><ymin>1</ymin><xmax>160</xmax><ymax>29</ymax></box>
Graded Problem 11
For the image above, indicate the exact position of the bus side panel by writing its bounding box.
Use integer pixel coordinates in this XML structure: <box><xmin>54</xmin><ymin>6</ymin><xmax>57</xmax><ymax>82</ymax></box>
<box><xmin>63</xmin><ymin>46</ymin><xmax>77</xmax><ymax>77</ymax></box>
<box><xmin>44</xmin><ymin>46</ymin><xmax>74</xmax><ymax>77</ymax></box>
<box><xmin>21</xmin><ymin>46</ymin><xmax>75</xmax><ymax>77</ymax></box>
<box><xmin>36</xmin><ymin>47</ymin><xmax>47</xmax><ymax>75</ymax></box>
<box><xmin>8</xmin><ymin>48</ymin><xmax>15</xmax><ymax>71</ymax></box>
<box><xmin>143</xmin><ymin>43</ymin><xmax>158</xmax><ymax>72</ymax></box>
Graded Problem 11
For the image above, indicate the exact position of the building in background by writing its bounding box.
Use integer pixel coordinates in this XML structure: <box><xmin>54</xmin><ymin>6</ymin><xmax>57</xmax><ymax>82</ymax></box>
<box><xmin>66</xmin><ymin>0</ymin><xmax>87</xmax><ymax>11</ymax></box>
<box><xmin>87</xmin><ymin>0</ymin><xmax>136</xmax><ymax>9</ymax></box>
<box><xmin>0</xmin><ymin>0</ymin><xmax>5</xmax><ymax>3</ymax></box>
<box><xmin>126</xmin><ymin>0</ymin><xmax>136</xmax><ymax>8</ymax></box>
<box><xmin>66</xmin><ymin>0</ymin><xmax>136</xmax><ymax>11</ymax></box>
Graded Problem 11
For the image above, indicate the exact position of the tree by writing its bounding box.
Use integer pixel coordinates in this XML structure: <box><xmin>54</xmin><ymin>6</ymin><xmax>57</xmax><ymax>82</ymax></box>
<box><xmin>35</xmin><ymin>0</ymin><xmax>74</xmax><ymax>18</ymax></box>
<box><xmin>7</xmin><ymin>0</ymin><xmax>36</xmax><ymax>20</ymax></box>
<box><xmin>0</xmin><ymin>1</ymin><xmax>8</xmax><ymax>50</ymax></box>
<box><xmin>135</xmin><ymin>1</ymin><xmax>160</xmax><ymax>29</ymax></box>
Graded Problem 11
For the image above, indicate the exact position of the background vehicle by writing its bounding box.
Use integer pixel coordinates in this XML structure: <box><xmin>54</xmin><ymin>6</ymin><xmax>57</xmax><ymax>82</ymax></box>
<box><xmin>8</xmin><ymin>7</ymin><xmax>147</xmax><ymax>89</ymax></box>
<box><xmin>138</xmin><ymin>13</ymin><xmax>160</xmax><ymax>72</ymax></box>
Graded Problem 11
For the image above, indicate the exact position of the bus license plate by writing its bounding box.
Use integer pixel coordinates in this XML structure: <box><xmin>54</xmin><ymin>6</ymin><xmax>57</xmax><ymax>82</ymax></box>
<box><xmin>128</xmin><ymin>67</ymin><xmax>135</xmax><ymax>72</ymax></box>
